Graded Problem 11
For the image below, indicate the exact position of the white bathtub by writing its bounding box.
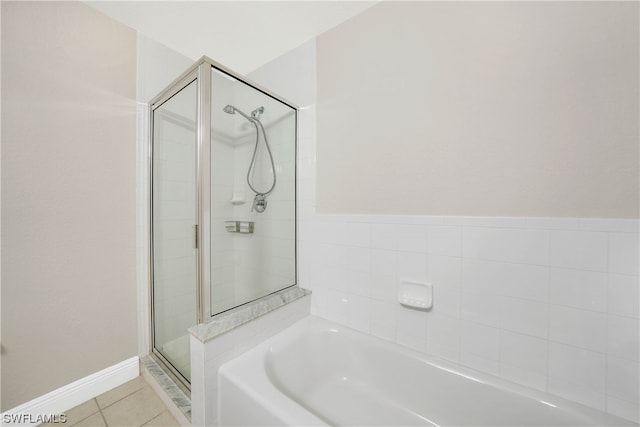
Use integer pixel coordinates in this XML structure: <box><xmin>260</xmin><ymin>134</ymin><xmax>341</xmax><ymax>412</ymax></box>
<box><xmin>218</xmin><ymin>316</ymin><xmax>635</xmax><ymax>426</ymax></box>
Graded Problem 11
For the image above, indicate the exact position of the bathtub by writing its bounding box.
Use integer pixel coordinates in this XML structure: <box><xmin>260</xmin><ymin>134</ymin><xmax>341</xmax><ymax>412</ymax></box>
<box><xmin>218</xmin><ymin>316</ymin><xmax>635</xmax><ymax>426</ymax></box>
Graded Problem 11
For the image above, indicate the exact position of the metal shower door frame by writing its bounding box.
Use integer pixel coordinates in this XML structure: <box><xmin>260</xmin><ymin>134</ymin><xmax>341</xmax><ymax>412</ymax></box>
<box><xmin>148</xmin><ymin>66</ymin><xmax>200</xmax><ymax>390</ymax></box>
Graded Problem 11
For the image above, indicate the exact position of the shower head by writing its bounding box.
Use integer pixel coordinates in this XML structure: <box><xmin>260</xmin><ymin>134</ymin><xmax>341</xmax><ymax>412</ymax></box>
<box><xmin>223</xmin><ymin>104</ymin><xmax>254</xmax><ymax>123</ymax></box>
<box><xmin>251</xmin><ymin>106</ymin><xmax>264</xmax><ymax>119</ymax></box>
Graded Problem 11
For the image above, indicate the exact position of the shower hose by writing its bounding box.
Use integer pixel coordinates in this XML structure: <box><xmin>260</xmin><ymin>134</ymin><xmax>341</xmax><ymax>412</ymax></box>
<box><xmin>247</xmin><ymin>118</ymin><xmax>276</xmax><ymax>212</ymax></box>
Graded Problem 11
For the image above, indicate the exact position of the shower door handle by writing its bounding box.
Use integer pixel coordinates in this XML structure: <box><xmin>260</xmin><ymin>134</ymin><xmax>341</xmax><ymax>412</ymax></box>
<box><xmin>193</xmin><ymin>224</ymin><xmax>198</xmax><ymax>249</ymax></box>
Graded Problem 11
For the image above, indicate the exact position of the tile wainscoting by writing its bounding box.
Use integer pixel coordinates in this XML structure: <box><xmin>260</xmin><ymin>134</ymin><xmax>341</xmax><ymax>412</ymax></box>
<box><xmin>297</xmin><ymin>103</ymin><xmax>639</xmax><ymax>423</ymax></box>
<box><xmin>298</xmin><ymin>214</ymin><xmax>639</xmax><ymax>422</ymax></box>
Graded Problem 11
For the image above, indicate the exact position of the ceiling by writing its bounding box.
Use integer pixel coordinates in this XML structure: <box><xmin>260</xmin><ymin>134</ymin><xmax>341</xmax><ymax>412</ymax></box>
<box><xmin>86</xmin><ymin>1</ymin><xmax>377</xmax><ymax>75</ymax></box>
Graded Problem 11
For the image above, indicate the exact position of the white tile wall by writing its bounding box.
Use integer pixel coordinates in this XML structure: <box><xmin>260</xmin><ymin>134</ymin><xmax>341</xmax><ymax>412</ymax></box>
<box><xmin>549</xmin><ymin>268</ymin><xmax>607</xmax><ymax>311</ymax></box>
<box><xmin>548</xmin><ymin>342</ymin><xmax>607</xmax><ymax>409</ymax></box>
<box><xmin>608</xmin><ymin>274</ymin><xmax>640</xmax><ymax>318</ymax></box>
<box><xmin>211</xmin><ymin>135</ymin><xmax>237</xmax><ymax>314</ymax></box>
<box><xmin>610</xmin><ymin>233</ymin><xmax>640</xmax><ymax>275</ymax></box>
<box><xmin>425</xmin><ymin>312</ymin><xmax>460</xmax><ymax>362</ymax></box>
<box><xmin>499</xmin><ymin>330</ymin><xmax>547</xmax><ymax>390</ymax></box>
<box><xmin>297</xmin><ymin>104</ymin><xmax>640</xmax><ymax>422</ymax></box>
<box><xmin>548</xmin><ymin>306</ymin><xmax>607</xmax><ymax>352</ymax></box>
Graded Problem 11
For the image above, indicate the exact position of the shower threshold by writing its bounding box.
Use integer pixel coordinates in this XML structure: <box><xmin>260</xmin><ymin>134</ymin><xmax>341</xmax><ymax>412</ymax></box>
<box><xmin>142</xmin><ymin>355</ymin><xmax>191</xmax><ymax>423</ymax></box>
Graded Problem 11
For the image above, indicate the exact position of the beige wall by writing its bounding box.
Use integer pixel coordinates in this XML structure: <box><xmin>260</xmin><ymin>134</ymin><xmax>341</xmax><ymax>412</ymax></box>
<box><xmin>316</xmin><ymin>1</ymin><xmax>639</xmax><ymax>218</ymax></box>
<box><xmin>1</xmin><ymin>1</ymin><xmax>137</xmax><ymax>410</ymax></box>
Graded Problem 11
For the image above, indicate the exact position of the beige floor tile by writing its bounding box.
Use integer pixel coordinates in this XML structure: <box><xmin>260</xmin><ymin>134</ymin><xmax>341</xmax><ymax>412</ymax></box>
<box><xmin>38</xmin><ymin>418</ymin><xmax>70</xmax><ymax>427</ymax></box>
<box><xmin>101</xmin><ymin>386</ymin><xmax>166</xmax><ymax>427</ymax></box>
<box><xmin>141</xmin><ymin>411</ymin><xmax>180</xmax><ymax>427</ymax></box>
<box><xmin>72</xmin><ymin>412</ymin><xmax>106</xmax><ymax>427</ymax></box>
<box><xmin>96</xmin><ymin>377</ymin><xmax>147</xmax><ymax>409</ymax></box>
<box><xmin>64</xmin><ymin>399</ymin><xmax>100</xmax><ymax>426</ymax></box>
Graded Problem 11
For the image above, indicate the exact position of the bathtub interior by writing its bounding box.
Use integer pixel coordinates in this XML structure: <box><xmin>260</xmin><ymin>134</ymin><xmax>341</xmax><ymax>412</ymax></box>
<box><xmin>261</xmin><ymin>317</ymin><xmax>635</xmax><ymax>427</ymax></box>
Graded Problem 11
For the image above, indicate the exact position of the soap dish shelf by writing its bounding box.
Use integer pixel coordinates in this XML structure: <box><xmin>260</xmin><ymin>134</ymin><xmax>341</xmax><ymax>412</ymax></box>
<box><xmin>225</xmin><ymin>221</ymin><xmax>254</xmax><ymax>234</ymax></box>
<box><xmin>398</xmin><ymin>281</ymin><xmax>433</xmax><ymax>310</ymax></box>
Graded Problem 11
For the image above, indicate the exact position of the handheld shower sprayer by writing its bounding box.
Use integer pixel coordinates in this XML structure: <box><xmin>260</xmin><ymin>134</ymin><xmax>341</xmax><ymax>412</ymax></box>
<box><xmin>223</xmin><ymin>104</ymin><xmax>255</xmax><ymax>123</ymax></box>
<box><xmin>222</xmin><ymin>104</ymin><xmax>276</xmax><ymax>213</ymax></box>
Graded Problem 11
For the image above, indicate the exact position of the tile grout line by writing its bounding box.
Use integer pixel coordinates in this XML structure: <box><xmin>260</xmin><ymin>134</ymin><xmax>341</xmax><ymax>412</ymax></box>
<box><xmin>143</xmin><ymin>411</ymin><xmax>166</xmax><ymax>427</ymax></box>
<box><xmin>140</xmin><ymin>410</ymin><xmax>172</xmax><ymax>427</ymax></box>
<box><xmin>65</xmin><ymin>399</ymin><xmax>100</xmax><ymax>427</ymax></box>
<box><xmin>96</xmin><ymin>383</ymin><xmax>166</xmax><ymax>427</ymax></box>
<box><xmin>95</xmin><ymin>398</ymin><xmax>109</xmax><ymax>427</ymax></box>
<box><xmin>98</xmin><ymin>380</ymin><xmax>147</xmax><ymax>411</ymax></box>
<box><xmin>136</xmin><ymin>396</ymin><xmax>170</xmax><ymax>427</ymax></box>
<box><xmin>104</xmin><ymin>382</ymin><xmax>170</xmax><ymax>427</ymax></box>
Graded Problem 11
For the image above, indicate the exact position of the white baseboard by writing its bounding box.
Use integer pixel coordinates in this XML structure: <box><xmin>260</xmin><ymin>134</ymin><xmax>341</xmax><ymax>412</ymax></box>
<box><xmin>2</xmin><ymin>356</ymin><xmax>139</xmax><ymax>426</ymax></box>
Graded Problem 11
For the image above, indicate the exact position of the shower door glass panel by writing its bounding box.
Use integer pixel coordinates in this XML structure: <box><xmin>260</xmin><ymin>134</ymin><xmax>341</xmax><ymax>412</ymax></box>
<box><xmin>152</xmin><ymin>79</ymin><xmax>198</xmax><ymax>382</ymax></box>
<box><xmin>209</xmin><ymin>67</ymin><xmax>296</xmax><ymax>316</ymax></box>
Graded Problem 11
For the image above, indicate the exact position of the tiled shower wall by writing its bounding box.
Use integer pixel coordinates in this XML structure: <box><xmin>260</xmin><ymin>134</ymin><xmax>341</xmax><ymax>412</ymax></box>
<box><xmin>211</xmin><ymin>135</ymin><xmax>237</xmax><ymax>314</ymax></box>
<box><xmin>231</xmin><ymin>116</ymin><xmax>296</xmax><ymax>305</ymax></box>
<box><xmin>210</xmin><ymin>115</ymin><xmax>296</xmax><ymax>315</ymax></box>
<box><xmin>297</xmin><ymin>106</ymin><xmax>640</xmax><ymax>423</ymax></box>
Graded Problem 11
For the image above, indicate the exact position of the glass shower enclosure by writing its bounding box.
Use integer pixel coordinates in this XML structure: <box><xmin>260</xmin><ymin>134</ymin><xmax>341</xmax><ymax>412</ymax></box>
<box><xmin>149</xmin><ymin>58</ymin><xmax>297</xmax><ymax>386</ymax></box>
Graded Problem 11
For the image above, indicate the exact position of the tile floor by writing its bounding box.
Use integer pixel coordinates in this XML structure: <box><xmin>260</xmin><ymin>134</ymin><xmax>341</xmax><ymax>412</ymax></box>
<box><xmin>40</xmin><ymin>377</ymin><xmax>180</xmax><ymax>427</ymax></box>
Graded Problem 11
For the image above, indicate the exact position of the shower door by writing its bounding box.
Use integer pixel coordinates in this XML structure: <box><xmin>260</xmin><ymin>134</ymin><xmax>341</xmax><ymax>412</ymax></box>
<box><xmin>150</xmin><ymin>76</ymin><xmax>198</xmax><ymax>384</ymax></box>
